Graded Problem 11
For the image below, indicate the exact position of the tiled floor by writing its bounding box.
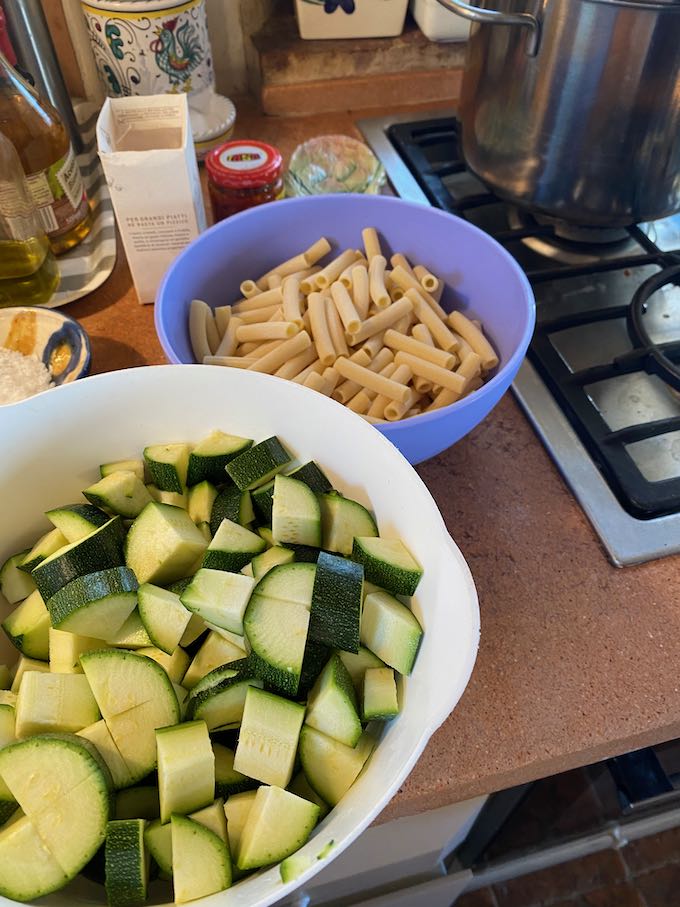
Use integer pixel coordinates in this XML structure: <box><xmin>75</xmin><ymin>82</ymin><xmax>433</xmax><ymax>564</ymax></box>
<box><xmin>454</xmin><ymin>759</ymin><xmax>680</xmax><ymax>907</ymax></box>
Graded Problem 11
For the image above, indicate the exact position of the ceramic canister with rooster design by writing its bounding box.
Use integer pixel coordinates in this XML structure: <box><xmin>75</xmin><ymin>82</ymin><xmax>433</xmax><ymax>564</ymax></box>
<box><xmin>80</xmin><ymin>0</ymin><xmax>214</xmax><ymax>103</ymax></box>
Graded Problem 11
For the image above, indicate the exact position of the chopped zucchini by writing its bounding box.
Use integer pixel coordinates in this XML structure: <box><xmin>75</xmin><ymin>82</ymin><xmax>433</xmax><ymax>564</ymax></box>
<box><xmin>223</xmin><ymin>790</ymin><xmax>256</xmax><ymax>859</ymax></box>
<box><xmin>362</xmin><ymin>667</ymin><xmax>399</xmax><ymax>720</ymax></box>
<box><xmin>106</xmin><ymin>610</ymin><xmax>153</xmax><ymax>649</ymax></box>
<box><xmin>299</xmin><ymin>726</ymin><xmax>375</xmax><ymax>806</ymax></box>
<box><xmin>272</xmin><ymin>474</ymin><xmax>322</xmax><ymax>547</ymax></box>
<box><xmin>137</xmin><ymin>583</ymin><xmax>191</xmax><ymax>655</ymax></box>
<box><xmin>136</xmin><ymin>646</ymin><xmax>190</xmax><ymax>685</ymax></box>
<box><xmin>45</xmin><ymin>503</ymin><xmax>111</xmax><ymax>543</ymax></box>
<box><xmin>124</xmin><ymin>502</ymin><xmax>207</xmax><ymax>586</ymax></box>
<box><xmin>15</xmin><ymin>671</ymin><xmax>100</xmax><ymax>737</ymax></box>
<box><xmin>213</xmin><ymin>743</ymin><xmax>258</xmax><ymax>799</ymax></box>
<box><xmin>250</xmin><ymin>545</ymin><xmax>295</xmax><ymax>579</ymax></box>
<box><xmin>288</xmin><ymin>460</ymin><xmax>334</xmax><ymax>494</ymax></box>
<box><xmin>2</xmin><ymin>589</ymin><xmax>51</xmax><ymax>660</ymax></box>
<box><xmin>145</xmin><ymin>485</ymin><xmax>188</xmax><ymax>509</ymax></box>
<box><xmin>83</xmin><ymin>471</ymin><xmax>153</xmax><ymax>520</ymax></box>
<box><xmin>337</xmin><ymin>645</ymin><xmax>386</xmax><ymax>692</ymax></box>
<box><xmin>187</xmin><ymin>671</ymin><xmax>262</xmax><ymax>732</ymax></box>
<box><xmin>0</xmin><ymin>550</ymin><xmax>36</xmax><ymax>604</ymax></box>
<box><xmin>10</xmin><ymin>656</ymin><xmax>50</xmax><ymax>694</ymax></box>
<box><xmin>156</xmin><ymin>720</ymin><xmax>215</xmax><ymax>822</ymax></box>
<box><xmin>0</xmin><ymin>814</ymin><xmax>69</xmax><ymax>900</ymax></box>
<box><xmin>190</xmin><ymin>798</ymin><xmax>228</xmax><ymax>843</ymax></box>
<box><xmin>288</xmin><ymin>771</ymin><xmax>330</xmax><ymax>821</ymax></box>
<box><xmin>318</xmin><ymin>493</ymin><xmax>378</xmax><ymax>555</ymax></box>
<box><xmin>210</xmin><ymin>485</ymin><xmax>253</xmax><ymax>535</ymax></box>
<box><xmin>225</xmin><ymin>436</ymin><xmax>292</xmax><ymax>491</ymax></box>
<box><xmin>48</xmin><ymin>628</ymin><xmax>106</xmax><ymax>674</ymax></box>
<box><xmin>171</xmin><ymin>814</ymin><xmax>232</xmax><ymax>904</ymax></box>
<box><xmin>351</xmin><ymin>536</ymin><xmax>423</xmax><ymax>596</ymax></box>
<box><xmin>47</xmin><ymin>566</ymin><xmax>138</xmax><ymax>639</ymax></box>
<box><xmin>233</xmin><ymin>687</ymin><xmax>305</xmax><ymax>789</ymax></box>
<box><xmin>244</xmin><ymin>591</ymin><xmax>310</xmax><ymax>696</ymax></box>
<box><xmin>187</xmin><ymin>480</ymin><xmax>218</xmax><ymax>525</ymax></box>
<box><xmin>254</xmin><ymin>561</ymin><xmax>316</xmax><ymax>606</ymax></box>
<box><xmin>186</xmin><ymin>430</ymin><xmax>253</xmax><ymax>486</ymax></box>
<box><xmin>19</xmin><ymin>527</ymin><xmax>68</xmax><ymax>574</ymax></box>
<box><xmin>304</xmin><ymin>653</ymin><xmax>362</xmax><ymax>747</ymax></box>
<box><xmin>100</xmin><ymin>459</ymin><xmax>146</xmax><ymax>481</ymax></box>
<box><xmin>77</xmin><ymin>719</ymin><xmax>135</xmax><ymax>790</ymax></box>
<box><xmin>309</xmin><ymin>551</ymin><xmax>363</xmax><ymax>654</ymax></box>
<box><xmin>181</xmin><ymin>568</ymin><xmax>255</xmax><ymax>636</ymax></box>
<box><xmin>182</xmin><ymin>631</ymin><xmax>246</xmax><ymax>690</ymax></box>
<box><xmin>203</xmin><ymin>518</ymin><xmax>266</xmax><ymax>573</ymax></box>
<box><xmin>105</xmin><ymin>818</ymin><xmax>148</xmax><ymax>907</ymax></box>
<box><xmin>237</xmin><ymin>785</ymin><xmax>319</xmax><ymax>871</ymax></box>
<box><xmin>360</xmin><ymin>589</ymin><xmax>423</xmax><ymax>675</ymax></box>
<box><xmin>143</xmin><ymin>442</ymin><xmax>191</xmax><ymax>493</ymax></box>
<box><xmin>31</xmin><ymin>517</ymin><xmax>125</xmax><ymax>601</ymax></box>
<box><xmin>250</xmin><ymin>479</ymin><xmax>275</xmax><ymax>523</ymax></box>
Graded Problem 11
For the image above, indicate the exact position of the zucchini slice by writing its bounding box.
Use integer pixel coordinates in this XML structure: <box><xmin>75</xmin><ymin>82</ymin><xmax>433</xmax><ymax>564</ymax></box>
<box><xmin>299</xmin><ymin>726</ymin><xmax>375</xmax><ymax>807</ymax></box>
<box><xmin>288</xmin><ymin>460</ymin><xmax>334</xmax><ymax>494</ymax></box>
<box><xmin>77</xmin><ymin>720</ymin><xmax>135</xmax><ymax>790</ymax></box>
<box><xmin>186</xmin><ymin>429</ymin><xmax>253</xmax><ymax>486</ymax></box>
<box><xmin>15</xmin><ymin>672</ymin><xmax>100</xmax><ymax>737</ymax></box>
<box><xmin>45</xmin><ymin>503</ymin><xmax>110</xmax><ymax>543</ymax></box>
<box><xmin>0</xmin><ymin>550</ymin><xmax>36</xmax><ymax>604</ymax></box>
<box><xmin>171</xmin><ymin>814</ymin><xmax>232</xmax><ymax>904</ymax></box>
<box><xmin>106</xmin><ymin>610</ymin><xmax>153</xmax><ymax>649</ymax></box>
<box><xmin>181</xmin><ymin>568</ymin><xmax>255</xmax><ymax>636</ymax></box>
<box><xmin>254</xmin><ymin>561</ymin><xmax>316</xmax><ymax>606</ymax></box>
<box><xmin>157</xmin><ymin>720</ymin><xmax>215</xmax><ymax>823</ymax></box>
<box><xmin>233</xmin><ymin>686</ymin><xmax>305</xmax><ymax>789</ymax></box>
<box><xmin>31</xmin><ymin>517</ymin><xmax>126</xmax><ymax>601</ymax></box>
<box><xmin>304</xmin><ymin>653</ymin><xmax>362</xmax><ymax>747</ymax></box>
<box><xmin>105</xmin><ymin>818</ymin><xmax>148</xmax><ymax>907</ymax></box>
<box><xmin>351</xmin><ymin>536</ymin><xmax>423</xmax><ymax>596</ymax></box>
<box><xmin>223</xmin><ymin>790</ymin><xmax>256</xmax><ymax>860</ymax></box>
<box><xmin>318</xmin><ymin>493</ymin><xmax>378</xmax><ymax>556</ymax></box>
<box><xmin>187</xmin><ymin>674</ymin><xmax>263</xmax><ymax>732</ymax></box>
<box><xmin>124</xmin><ymin>502</ymin><xmax>208</xmax><ymax>586</ymax></box>
<box><xmin>213</xmin><ymin>743</ymin><xmax>257</xmax><ymax>799</ymax></box>
<box><xmin>18</xmin><ymin>527</ymin><xmax>68</xmax><ymax>574</ymax></box>
<box><xmin>272</xmin><ymin>474</ymin><xmax>322</xmax><ymax>547</ymax></box>
<box><xmin>237</xmin><ymin>785</ymin><xmax>319</xmax><ymax>872</ymax></box>
<box><xmin>1</xmin><ymin>589</ymin><xmax>51</xmax><ymax>660</ymax></box>
<box><xmin>182</xmin><ymin>631</ymin><xmax>246</xmax><ymax>690</ymax></box>
<box><xmin>137</xmin><ymin>583</ymin><xmax>191</xmax><ymax>655</ymax></box>
<box><xmin>225</xmin><ymin>436</ymin><xmax>292</xmax><ymax>492</ymax></box>
<box><xmin>0</xmin><ymin>815</ymin><xmax>69</xmax><ymax>901</ymax></box>
<box><xmin>337</xmin><ymin>645</ymin><xmax>386</xmax><ymax>692</ymax></box>
<box><xmin>288</xmin><ymin>771</ymin><xmax>330</xmax><ymax>821</ymax></box>
<box><xmin>136</xmin><ymin>646</ymin><xmax>190</xmax><ymax>685</ymax></box>
<box><xmin>143</xmin><ymin>442</ymin><xmax>191</xmax><ymax>493</ymax></box>
<box><xmin>203</xmin><ymin>519</ymin><xmax>266</xmax><ymax>573</ymax></box>
<box><xmin>244</xmin><ymin>591</ymin><xmax>310</xmax><ymax>696</ymax></box>
<box><xmin>362</xmin><ymin>667</ymin><xmax>400</xmax><ymax>721</ymax></box>
<box><xmin>250</xmin><ymin>545</ymin><xmax>295</xmax><ymax>580</ymax></box>
<box><xmin>187</xmin><ymin>480</ymin><xmax>218</xmax><ymax>526</ymax></box>
<box><xmin>360</xmin><ymin>589</ymin><xmax>424</xmax><ymax>676</ymax></box>
<box><xmin>100</xmin><ymin>459</ymin><xmax>145</xmax><ymax>481</ymax></box>
<box><xmin>308</xmin><ymin>551</ymin><xmax>363</xmax><ymax>654</ymax></box>
<box><xmin>48</xmin><ymin>628</ymin><xmax>106</xmax><ymax>674</ymax></box>
<box><xmin>210</xmin><ymin>485</ymin><xmax>253</xmax><ymax>535</ymax></box>
<box><xmin>83</xmin><ymin>471</ymin><xmax>153</xmax><ymax>520</ymax></box>
<box><xmin>46</xmin><ymin>566</ymin><xmax>138</xmax><ymax>639</ymax></box>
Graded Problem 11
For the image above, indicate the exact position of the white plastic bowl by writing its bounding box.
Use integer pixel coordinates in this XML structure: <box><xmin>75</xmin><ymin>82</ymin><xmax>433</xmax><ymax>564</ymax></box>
<box><xmin>0</xmin><ymin>365</ymin><xmax>480</xmax><ymax>907</ymax></box>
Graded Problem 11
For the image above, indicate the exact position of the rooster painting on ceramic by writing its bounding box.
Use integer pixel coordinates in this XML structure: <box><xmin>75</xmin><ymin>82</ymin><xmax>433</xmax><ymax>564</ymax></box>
<box><xmin>80</xmin><ymin>0</ymin><xmax>214</xmax><ymax>101</ymax></box>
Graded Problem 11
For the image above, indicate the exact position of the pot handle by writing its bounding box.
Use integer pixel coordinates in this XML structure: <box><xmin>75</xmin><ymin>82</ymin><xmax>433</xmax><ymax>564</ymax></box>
<box><xmin>433</xmin><ymin>0</ymin><xmax>540</xmax><ymax>55</ymax></box>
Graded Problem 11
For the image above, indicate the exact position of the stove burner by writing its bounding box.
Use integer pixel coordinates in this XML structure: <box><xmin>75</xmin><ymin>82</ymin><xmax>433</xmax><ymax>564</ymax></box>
<box><xmin>507</xmin><ymin>208</ymin><xmax>637</xmax><ymax>265</ymax></box>
<box><xmin>628</xmin><ymin>264</ymin><xmax>680</xmax><ymax>392</ymax></box>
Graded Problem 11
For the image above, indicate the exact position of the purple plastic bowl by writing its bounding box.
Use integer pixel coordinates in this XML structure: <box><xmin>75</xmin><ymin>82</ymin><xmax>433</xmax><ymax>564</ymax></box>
<box><xmin>155</xmin><ymin>194</ymin><xmax>535</xmax><ymax>465</ymax></box>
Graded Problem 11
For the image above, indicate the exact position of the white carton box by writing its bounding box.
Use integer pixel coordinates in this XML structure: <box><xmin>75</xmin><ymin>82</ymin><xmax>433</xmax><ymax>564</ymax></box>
<box><xmin>96</xmin><ymin>94</ymin><xmax>206</xmax><ymax>304</ymax></box>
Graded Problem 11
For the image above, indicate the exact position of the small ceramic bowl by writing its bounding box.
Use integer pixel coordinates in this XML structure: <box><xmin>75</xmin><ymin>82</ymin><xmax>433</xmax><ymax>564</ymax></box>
<box><xmin>0</xmin><ymin>306</ymin><xmax>91</xmax><ymax>388</ymax></box>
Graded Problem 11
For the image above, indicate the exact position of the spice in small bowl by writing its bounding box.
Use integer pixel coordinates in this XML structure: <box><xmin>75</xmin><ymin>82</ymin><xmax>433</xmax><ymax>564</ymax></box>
<box><xmin>0</xmin><ymin>306</ymin><xmax>91</xmax><ymax>405</ymax></box>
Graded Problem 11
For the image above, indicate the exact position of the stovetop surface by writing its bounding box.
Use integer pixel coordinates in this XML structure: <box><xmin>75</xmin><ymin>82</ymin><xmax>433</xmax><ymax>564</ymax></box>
<box><xmin>358</xmin><ymin>111</ymin><xmax>680</xmax><ymax>565</ymax></box>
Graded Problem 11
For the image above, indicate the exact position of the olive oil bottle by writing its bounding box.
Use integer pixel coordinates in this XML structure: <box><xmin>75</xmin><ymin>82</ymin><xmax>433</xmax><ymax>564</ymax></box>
<box><xmin>0</xmin><ymin>50</ymin><xmax>91</xmax><ymax>255</ymax></box>
<box><xmin>0</xmin><ymin>129</ymin><xmax>59</xmax><ymax>307</ymax></box>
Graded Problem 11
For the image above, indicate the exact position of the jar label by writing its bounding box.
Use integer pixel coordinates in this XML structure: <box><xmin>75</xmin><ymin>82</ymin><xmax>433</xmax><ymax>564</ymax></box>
<box><xmin>0</xmin><ymin>183</ymin><xmax>36</xmax><ymax>241</ymax></box>
<box><xmin>25</xmin><ymin>146</ymin><xmax>88</xmax><ymax>238</ymax></box>
<box><xmin>218</xmin><ymin>144</ymin><xmax>269</xmax><ymax>172</ymax></box>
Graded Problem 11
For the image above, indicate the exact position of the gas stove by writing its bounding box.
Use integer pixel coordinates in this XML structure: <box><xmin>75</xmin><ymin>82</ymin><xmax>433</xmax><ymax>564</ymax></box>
<box><xmin>358</xmin><ymin>111</ymin><xmax>680</xmax><ymax>566</ymax></box>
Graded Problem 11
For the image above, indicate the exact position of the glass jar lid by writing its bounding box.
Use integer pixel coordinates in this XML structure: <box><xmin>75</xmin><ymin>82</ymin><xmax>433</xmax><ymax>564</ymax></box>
<box><xmin>206</xmin><ymin>141</ymin><xmax>283</xmax><ymax>190</ymax></box>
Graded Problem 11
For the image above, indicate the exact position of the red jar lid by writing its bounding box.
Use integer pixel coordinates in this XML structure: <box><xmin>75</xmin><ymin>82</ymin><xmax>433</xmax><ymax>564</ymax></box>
<box><xmin>206</xmin><ymin>141</ymin><xmax>283</xmax><ymax>190</ymax></box>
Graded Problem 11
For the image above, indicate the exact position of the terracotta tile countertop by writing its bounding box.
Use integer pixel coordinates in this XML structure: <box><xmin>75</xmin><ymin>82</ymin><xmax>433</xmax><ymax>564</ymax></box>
<box><xmin>64</xmin><ymin>102</ymin><xmax>680</xmax><ymax>823</ymax></box>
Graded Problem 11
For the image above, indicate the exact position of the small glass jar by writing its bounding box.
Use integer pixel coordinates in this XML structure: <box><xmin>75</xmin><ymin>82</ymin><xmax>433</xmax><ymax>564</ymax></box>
<box><xmin>205</xmin><ymin>140</ymin><xmax>285</xmax><ymax>223</ymax></box>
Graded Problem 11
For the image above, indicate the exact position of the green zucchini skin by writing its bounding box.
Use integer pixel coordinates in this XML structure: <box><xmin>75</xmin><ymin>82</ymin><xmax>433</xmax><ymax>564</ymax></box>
<box><xmin>308</xmin><ymin>552</ymin><xmax>363</xmax><ymax>654</ymax></box>
<box><xmin>225</xmin><ymin>437</ymin><xmax>291</xmax><ymax>492</ymax></box>
<box><xmin>105</xmin><ymin>818</ymin><xmax>148</xmax><ymax>907</ymax></box>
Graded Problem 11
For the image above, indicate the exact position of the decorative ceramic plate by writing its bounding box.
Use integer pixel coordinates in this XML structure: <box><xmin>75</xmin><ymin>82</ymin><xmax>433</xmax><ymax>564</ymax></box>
<box><xmin>0</xmin><ymin>306</ymin><xmax>91</xmax><ymax>386</ymax></box>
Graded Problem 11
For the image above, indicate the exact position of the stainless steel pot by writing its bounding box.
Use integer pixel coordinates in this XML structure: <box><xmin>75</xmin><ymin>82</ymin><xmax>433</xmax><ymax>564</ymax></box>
<box><xmin>435</xmin><ymin>0</ymin><xmax>680</xmax><ymax>226</ymax></box>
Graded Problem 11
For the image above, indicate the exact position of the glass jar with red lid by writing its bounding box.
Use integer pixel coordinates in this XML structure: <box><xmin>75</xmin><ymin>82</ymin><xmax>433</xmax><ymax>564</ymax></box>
<box><xmin>205</xmin><ymin>140</ymin><xmax>285</xmax><ymax>222</ymax></box>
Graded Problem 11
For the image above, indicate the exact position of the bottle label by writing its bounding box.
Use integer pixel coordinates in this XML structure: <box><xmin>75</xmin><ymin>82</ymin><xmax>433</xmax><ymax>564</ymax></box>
<box><xmin>0</xmin><ymin>183</ymin><xmax>36</xmax><ymax>242</ymax></box>
<box><xmin>25</xmin><ymin>146</ymin><xmax>89</xmax><ymax>238</ymax></box>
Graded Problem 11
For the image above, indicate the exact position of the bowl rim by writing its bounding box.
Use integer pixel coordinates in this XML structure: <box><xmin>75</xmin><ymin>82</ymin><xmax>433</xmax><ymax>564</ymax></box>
<box><xmin>0</xmin><ymin>305</ymin><xmax>91</xmax><ymax>386</ymax></box>
<box><xmin>155</xmin><ymin>193</ymin><xmax>536</xmax><ymax>427</ymax></box>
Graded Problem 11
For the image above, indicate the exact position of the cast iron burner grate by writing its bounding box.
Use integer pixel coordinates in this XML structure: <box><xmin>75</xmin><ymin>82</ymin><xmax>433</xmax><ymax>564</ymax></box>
<box><xmin>387</xmin><ymin>117</ymin><xmax>680</xmax><ymax>519</ymax></box>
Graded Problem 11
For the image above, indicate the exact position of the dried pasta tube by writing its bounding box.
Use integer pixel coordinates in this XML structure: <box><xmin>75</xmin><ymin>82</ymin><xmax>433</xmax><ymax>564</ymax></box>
<box><xmin>361</xmin><ymin>333</ymin><xmax>386</xmax><ymax>359</ymax></box>
<box><xmin>394</xmin><ymin>350</ymin><xmax>466</xmax><ymax>394</ymax></box>
<box><xmin>322</xmin><ymin>366</ymin><xmax>340</xmax><ymax>393</ymax></box>
<box><xmin>334</xmin><ymin>346</ymin><xmax>395</xmax><ymax>402</ymax></box>
<box><xmin>391</xmin><ymin>265</ymin><xmax>448</xmax><ymax>320</ymax></box>
<box><xmin>413</xmin><ymin>377</ymin><xmax>433</xmax><ymax>394</ymax></box>
<box><xmin>214</xmin><ymin>315</ymin><xmax>242</xmax><ymax>357</ymax></box>
<box><xmin>392</xmin><ymin>314</ymin><xmax>414</xmax><ymax>335</ymax></box>
<box><xmin>366</xmin><ymin>363</ymin><xmax>412</xmax><ymax>419</ymax></box>
<box><xmin>426</xmin><ymin>386</ymin><xmax>461</xmax><ymax>411</ymax></box>
<box><xmin>300</xmin><ymin>272</ymin><xmax>320</xmax><ymax>295</ymax></box>
<box><xmin>457</xmin><ymin>351</ymin><xmax>483</xmax><ymax>383</ymax></box>
<box><xmin>326</xmin><ymin>297</ymin><xmax>349</xmax><ymax>359</ymax></box>
<box><xmin>383</xmin><ymin>328</ymin><xmax>456</xmax><ymax>369</ymax></box>
<box><xmin>465</xmin><ymin>375</ymin><xmax>484</xmax><ymax>395</ymax></box>
<box><xmin>238</xmin><ymin>339</ymin><xmax>282</xmax><ymax>358</ymax></box>
<box><xmin>335</xmin><ymin>357</ymin><xmax>411</xmax><ymax>404</ymax></box>
<box><xmin>330</xmin><ymin>281</ymin><xmax>361</xmax><ymax>334</ymax></box>
<box><xmin>307</xmin><ymin>292</ymin><xmax>337</xmax><ymax>366</ymax></box>
<box><xmin>267</xmin><ymin>274</ymin><xmax>283</xmax><ymax>290</ymax></box>
<box><xmin>303</xmin><ymin>371</ymin><xmax>332</xmax><ymax>396</ymax></box>
<box><xmin>385</xmin><ymin>271</ymin><xmax>404</xmax><ymax>302</ymax></box>
<box><xmin>448</xmin><ymin>310</ymin><xmax>499</xmax><ymax>371</ymax></box>
<box><xmin>189</xmin><ymin>299</ymin><xmax>215</xmax><ymax>361</ymax></box>
<box><xmin>348</xmin><ymin>296</ymin><xmax>413</xmax><ymax>345</ymax></box>
<box><xmin>274</xmin><ymin>345</ymin><xmax>318</xmax><ymax>381</ymax></box>
<box><xmin>411</xmin><ymin>322</ymin><xmax>434</xmax><ymax>346</ymax></box>
<box><xmin>406</xmin><ymin>288</ymin><xmax>459</xmax><ymax>352</ymax></box>
<box><xmin>235</xmin><ymin>305</ymin><xmax>281</xmax><ymax>325</ymax></box>
<box><xmin>292</xmin><ymin>358</ymin><xmax>324</xmax><ymax>385</ymax></box>
<box><xmin>203</xmin><ymin>356</ymin><xmax>258</xmax><ymax>368</ymax></box>
<box><xmin>315</xmin><ymin>250</ymin><xmax>360</xmax><ymax>290</ymax></box>
<box><xmin>351</xmin><ymin>265</ymin><xmax>371</xmax><ymax>320</ymax></box>
<box><xmin>362</xmin><ymin>227</ymin><xmax>382</xmax><ymax>261</ymax></box>
<box><xmin>240</xmin><ymin>280</ymin><xmax>260</xmax><ymax>298</ymax></box>
<box><xmin>232</xmin><ymin>287</ymin><xmax>284</xmax><ymax>313</ymax></box>
<box><xmin>368</xmin><ymin>255</ymin><xmax>390</xmax><ymax>309</ymax></box>
<box><xmin>214</xmin><ymin>305</ymin><xmax>231</xmax><ymax>338</ymax></box>
<box><xmin>236</xmin><ymin>322</ymin><xmax>299</xmax><ymax>343</ymax></box>
<box><xmin>303</xmin><ymin>237</ymin><xmax>332</xmax><ymax>266</ymax></box>
<box><xmin>384</xmin><ymin>388</ymin><xmax>424</xmax><ymax>422</ymax></box>
<box><xmin>450</xmin><ymin>331</ymin><xmax>474</xmax><ymax>361</ymax></box>
<box><xmin>413</xmin><ymin>264</ymin><xmax>440</xmax><ymax>295</ymax></box>
<box><xmin>348</xmin><ymin>362</ymin><xmax>398</xmax><ymax>415</ymax></box>
<box><xmin>390</xmin><ymin>253</ymin><xmax>416</xmax><ymax>278</ymax></box>
<box><xmin>282</xmin><ymin>276</ymin><xmax>304</xmax><ymax>328</ymax></box>
<box><xmin>247</xmin><ymin>330</ymin><xmax>312</xmax><ymax>375</ymax></box>
<box><xmin>339</xmin><ymin>255</ymin><xmax>368</xmax><ymax>289</ymax></box>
